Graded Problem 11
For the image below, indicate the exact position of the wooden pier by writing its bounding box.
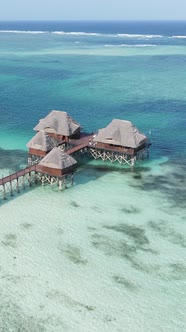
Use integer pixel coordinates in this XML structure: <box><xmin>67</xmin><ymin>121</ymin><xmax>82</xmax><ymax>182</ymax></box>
<box><xmin>0</xmin><ymin>164</ymin><xmax>76</xmax><ymax>200</ymax></box>
<box><xmin>0</xmin><ymin>110</ymin><xmax>151</xmax><ymax>200</ymax></box>
<box><xmin>0</xmin><ymin>165</ymin><xmax>38</xmax><ymax>200</ymax></box>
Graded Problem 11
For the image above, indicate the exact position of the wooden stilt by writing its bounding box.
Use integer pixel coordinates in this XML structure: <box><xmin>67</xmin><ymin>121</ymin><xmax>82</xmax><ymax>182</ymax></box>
<box><xmin>23</xmin><ymin>175</ymin><xmax>25</xmax><ymax>190</ymax></box>
<box><xmin>42</xmin><ymin>175</ymin><xmax>45</xmax><ymax>186</ymax></box>
<box><xmin>35</xmin><ymin>172</ymin><xmax>38</xmax><ymax>184</ymax></box>
<box><xmin>3</xmin><ymin>183</ymin><xmax>6</xmax><ymax>200</ymax></box>
<box><xmin>10</xmin><ymin>178</ymin><xmax>13</xmax><ymax>196</ymax></box>
<box><xmin>64</xmin><ymin>175</ymin><xmax>68</xmax><ymax>189</ymax></box>
<box><xmin>16</xmin><ymin>178</ymin><xmax>19</xmax><ymax>193</ymax></box>
<box><xmin>59</xmin><ymin>178</ymin><xmax>62</xmax><ymax>190</ymax></box>
<box><xmin>28</xmin><ymin>172</ymin><xmax>32</xmax><ymax>186</ymax></box>
<box><xmin>71</xmin><ymin>173</ymin><xmax>74</xmax><ymax>186</ymax></box>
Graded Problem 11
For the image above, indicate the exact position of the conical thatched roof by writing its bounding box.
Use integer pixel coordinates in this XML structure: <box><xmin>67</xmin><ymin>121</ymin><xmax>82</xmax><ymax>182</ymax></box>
<box><xmin>26</xmin><ymin>130</ymin><xmax>57</xmax><ymax>151</ymax></box>
<box><xmin>38</xmin><ymin>147</ymin><xmax>77</xmax><ymax>170</ymax></box>
<box><xmin>33</xmin><ymin>110</ymin><xmax>80</xmax><ymax>136</ymax></box>
<box><xmin>93</xmin><ymin>119</ymin><xmax>148</xmax><ymax>148</ymax></box>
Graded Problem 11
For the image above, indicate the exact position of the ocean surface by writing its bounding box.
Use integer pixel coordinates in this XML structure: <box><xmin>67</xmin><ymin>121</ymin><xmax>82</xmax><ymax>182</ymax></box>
<box><xmin>0</xmin><ymin>21</ymin><xmax>185</xmax><ymax>331</ymax></box>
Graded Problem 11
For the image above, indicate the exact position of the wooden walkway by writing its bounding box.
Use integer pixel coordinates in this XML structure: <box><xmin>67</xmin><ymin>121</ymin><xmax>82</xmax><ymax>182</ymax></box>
<box><xmin>0</xmin><ymin>165</ymin><xmax>37</xmax><ymax>186</ymax></box>
<box><xmin>0</xmin><ymin>164</ymin><xmax>39</xmax><ymax>199</ymax></box>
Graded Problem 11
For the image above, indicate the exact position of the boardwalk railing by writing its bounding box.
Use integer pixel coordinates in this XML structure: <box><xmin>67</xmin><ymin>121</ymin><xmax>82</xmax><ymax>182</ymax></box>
<box><xmin>0</xmin><ymin>165</ymin><xmax>37</xmax><ymax>186</ymax></box>
<box><xmin>0</xmin><ymin>165</ymin><xmax>39</xmax><ymax>200</ymax></box>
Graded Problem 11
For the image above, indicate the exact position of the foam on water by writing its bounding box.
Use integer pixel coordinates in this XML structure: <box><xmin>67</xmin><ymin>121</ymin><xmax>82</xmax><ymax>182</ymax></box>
<box><xmin>116</xmin><ymin>33</ymin><xmax>163</xmax><ymax>38</ymax></box>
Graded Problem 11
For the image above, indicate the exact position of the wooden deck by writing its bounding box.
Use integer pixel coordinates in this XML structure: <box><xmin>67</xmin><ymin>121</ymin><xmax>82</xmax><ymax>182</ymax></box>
<box><xmin>66</xmin><ymin>134</ymin><xmax>94</xmax><ymax>155</ymax></box>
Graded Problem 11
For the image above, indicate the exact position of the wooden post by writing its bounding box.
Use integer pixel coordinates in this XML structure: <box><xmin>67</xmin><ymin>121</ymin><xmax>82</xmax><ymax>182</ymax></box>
<box><xmin>3</xmin><ymin>183</ymin><xmax>6</xmax><ymax>200</ymax></box>
<box><xmin>23</xmin><ymin>175</ymin><xmax>25</xmax><ymax>190</ymax></box>
<box><xmin>71</xmin><ymin>173</ymin><xmax>74</xmax><ymax>186</ymax></box>
<box><xmin>42</xmin><ymin>175</ymin><xmax>45</xmax><ymax>186</ymax></box>
<box><xmin>64</xmin><ymin>175</ymin><xmax>68</xmax><ymax>189</ymax></box>
<box><xmin>35</xmin><ymin>172</ymin><xmax>38</xmax><ymax>184</ymax></box>
<box><xmin>51</xmin><ymin>177</ymin><xmax>54</xmax><ymax>187</ymax></box>
<box><xmin>16</xmin><ymin>177</ymin><xmax>19</xmax><ymax>193</ymax></box>
<box><xmin>10</xmin><ymin>178</ymin><xmax>13</xmax><ymax>196</ymax></box>
<box><xmin>28</xmin><ymin>172</ymin><xmax>32</xmax><ymax>186</ymax></box>
<box><xmin>59</xmin><ymin>178</ymin><xmax>62</xmax><ymax>190</ymax></box>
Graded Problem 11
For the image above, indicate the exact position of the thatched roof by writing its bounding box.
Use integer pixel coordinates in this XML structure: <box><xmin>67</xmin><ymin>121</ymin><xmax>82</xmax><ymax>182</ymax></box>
<box><xmin>26</xmin><ymin>130</ymin><xmax>57</xmax><ymax>151</ymax></box>
<box><xmin>33</xmin><ymin>110</ymin><xmax>80</xmax><ymax>136</ymax></box>
<box><xmin>38</xmin><ymin>147</ymin><xmax>77</xmax><ymax>170</ymax></box>
<box><xmin>93</xmin><ymin>119</ymin><xmax>148</xmax><ymax>148</ymax></box>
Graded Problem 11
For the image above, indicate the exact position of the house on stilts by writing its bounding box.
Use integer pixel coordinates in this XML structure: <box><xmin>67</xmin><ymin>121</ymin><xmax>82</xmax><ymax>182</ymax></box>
<box><xmin>90</xmin><ymin>119</ymin><xmax>150</xmax><ymax>166</ymax></box>
<box><xmin>36</xmin><ymin>147</ymin><xmax>77</xmax><ymax>188</ymax></box>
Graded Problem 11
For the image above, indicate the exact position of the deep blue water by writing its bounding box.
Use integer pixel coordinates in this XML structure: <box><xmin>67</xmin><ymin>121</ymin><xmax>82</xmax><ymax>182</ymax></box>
<box><xmin>1</xmin><ymin>20</ymin><xmax>186</xmax><ymax>35</ymax></box>
<box><xmin>0</xmin><ymin>20</ymin><xmax>186</xmax><ymax>164</ymax></box>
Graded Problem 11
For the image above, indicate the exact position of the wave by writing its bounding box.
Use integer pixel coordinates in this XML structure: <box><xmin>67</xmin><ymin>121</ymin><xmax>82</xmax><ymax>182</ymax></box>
<box><xmin>52</xmin><ymin>31</ymin><xmax>101</xmax><ymax>36</ymax></box>
<box><xmin>0</xmin><ymin>29</ymin><xmax>164</xmax><ymax>39</ymax></box>
<box><xmin>0</xmin><ymin>30</ymin><xmax>47</xmax><ymax>34</ymax></box>
<box><xmin>169</xmin><ymin>35</ymin><xmax>186</xmax><ymax>39</ymax></box>
<box><xmin>4</xmin><ymin>30</ymin><xmax>184</xmax><ymax>41</ymax></box>
<box><xmin>116</xmin><ymin>33</ymin><xmax>163</xmax><ymax>39</ymax></box>
<box><xmin>104</xmin><ymin>44</ymin><xmax>158</xmax><ymax>48</ymax></box>
<box><xmin>0</xmin><ymin>29</ymin><xmax>101</xmax><ymax>36</ymax></box>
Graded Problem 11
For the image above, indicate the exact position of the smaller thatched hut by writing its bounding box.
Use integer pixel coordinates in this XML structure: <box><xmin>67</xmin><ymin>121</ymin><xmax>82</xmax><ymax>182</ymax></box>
<box><xmin>27</xmin><ymin>130</ymin><xmax>57</xmax><ymax>157</ymax></box>
<box><xmin>37</xmin><ymin>147</ymin><xmax>77</xmax><ymax>177</ymax></box>
<box><xmin>33</xmin><ymin>110</ymin><xmax>81</xmax><ymax>142</ymax></box>
<box><xmin>26</xmin><ymin>130</ymin><xmax>57</xmax><ymax>165</ymax></box>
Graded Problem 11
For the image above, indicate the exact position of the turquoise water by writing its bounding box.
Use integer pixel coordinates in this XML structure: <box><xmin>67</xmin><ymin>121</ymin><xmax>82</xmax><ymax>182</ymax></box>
<box><xmin>0</xmin><ymin>21</ymin><xmax>185</xmax><ymax>331</ymax></box>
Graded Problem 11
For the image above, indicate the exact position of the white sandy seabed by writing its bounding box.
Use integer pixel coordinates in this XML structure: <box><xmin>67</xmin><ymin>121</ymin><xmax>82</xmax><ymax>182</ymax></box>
<box><xmin>0</xmin><ymin>157</ymin><xmax>185</xmax><ymax>332</ymax></box>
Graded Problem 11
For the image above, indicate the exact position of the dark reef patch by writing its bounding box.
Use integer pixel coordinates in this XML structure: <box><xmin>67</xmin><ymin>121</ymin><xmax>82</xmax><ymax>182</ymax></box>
<box><xmin>157</xmin><ymin>262</ymin><xmax>186</xmax><ymax>281</ymax></box>
<box><xmin>0</xmin><ymin>299</ymin><xmax>48</xmax><ymax>332</ymax></box>
<box><xmin>130</xmin><ymin>162</ymin><xmax>186</xmax><ymax>208</ymax></box>
<box><xmin>1</xmin><ymin>233</ymin><xmax>17</xmax><ymax>248</ymax></box>
<box><xmin>148</xmin><ymin>220</ymin><xmax>186</xmax><ymax>248</ymax></box>
<box><xmin>103</xmin><ymin>224</ymin><xmax>149</xmax><ymax>246</ymax></box>
<box><xmin>120</xmin><ymin>205</ymin><xmax>141</xmax><ymax>214</ymax></box>
<box><xmin>91</xmin><ymin>205</ymin><xmax>102</xmax><ymax>213</ymax></box>
<box><xmin>168</xmin><ymin>263</ymin><xmax>186</xmax><ymax>280</ymax></box>
<box><xmin>46</xmin><ymin>289</ymin><xmax>96</xmax><ymax>312</ymax></box>
<box><xmin>0</xmin><ymin>147</ymin><xmax>27</xmax><ymax>172</ymax></box>
<box><xmin>20</xmin><ymin>222</ymin><xmax>33</xmax><ymax>229</ymax></box>
<box><xmin>91</xmin><ymin>222</ymin><xmax>160</xmax><ymax>273</ymax></box>
<box><xmin>113</xmin><ymin>275</ymin><xmax>138</xmax><ymax>291</ymax></box>
<box><xmin>91</xmin><ymin>232</ymin><xmax>158</xmax><ymax>273</ymax></box>
<box><xmin>60</xmin><ymin>245</ymin><xmax>88</xmax><ymax>265</ymax></box>
<box><xmin>70</xmin><ymin>200</ymin><xmax>80</xmax><ymax>208</ymax></box>
<box><xmin>133</xmin><ymin>173</ymin><xmax>142</xmax><ymax>180</ymax></box>
<box><xmin>87</xmin><ymin>226</ymin><xmax>97</xmax><ymax>232</ymax></box>
<box><xmin>103</xmin><ymin>315</ymin><xmax>116</xmax><ymax>323</ymax></box>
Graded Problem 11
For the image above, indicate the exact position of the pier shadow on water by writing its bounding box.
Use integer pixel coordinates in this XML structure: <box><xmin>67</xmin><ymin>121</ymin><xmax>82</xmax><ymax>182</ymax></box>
<box><xmin>75</xmin><ymin>154</ymin><xmax>151</xmax><ymax>185</ymax></box>
<box><xmin>0</xmin><ymin>147</ymin><xmax>153</xmax><ymax>205</ymax></box>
